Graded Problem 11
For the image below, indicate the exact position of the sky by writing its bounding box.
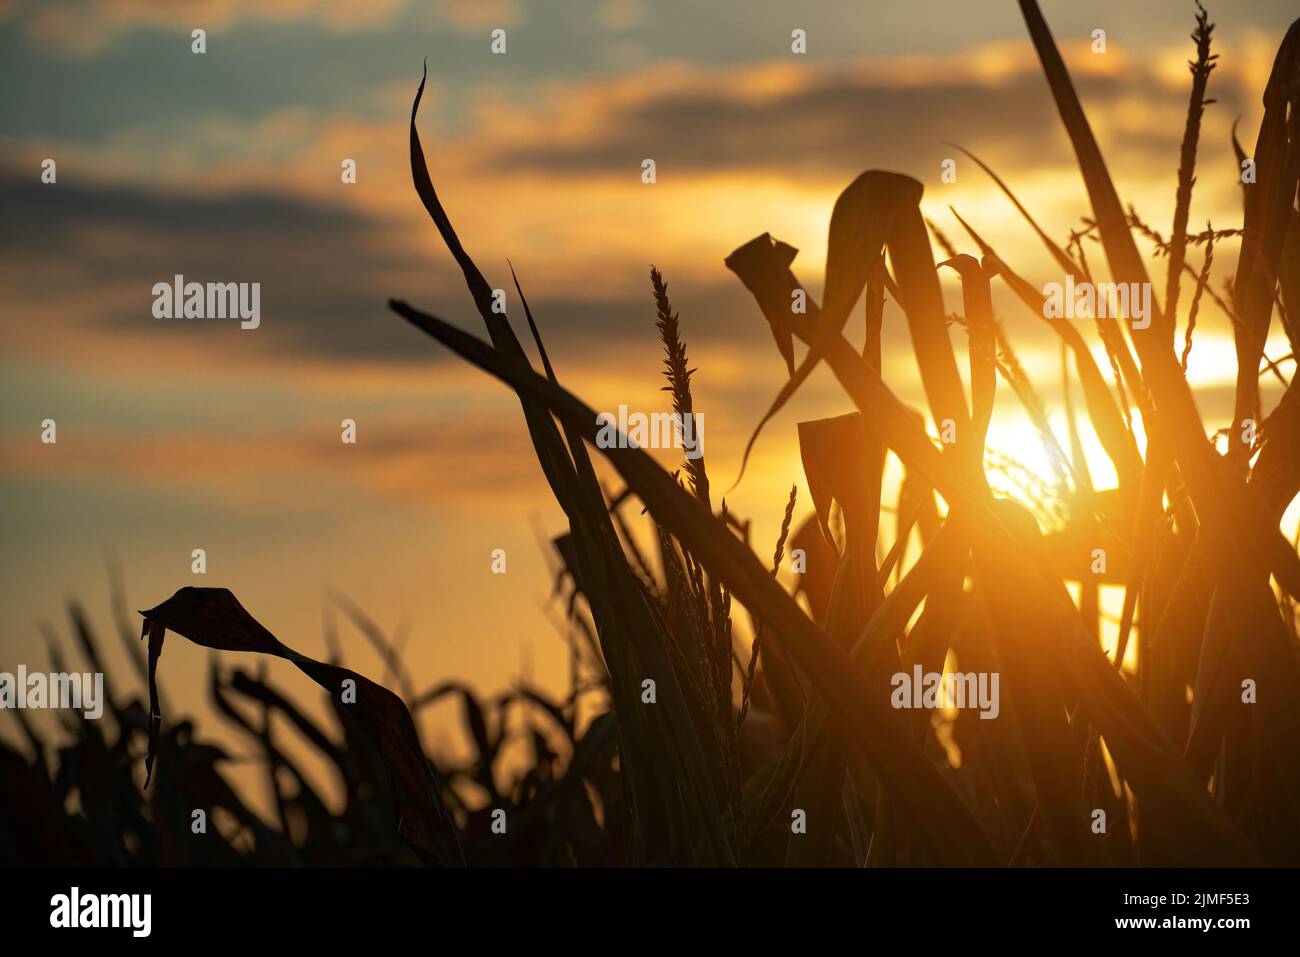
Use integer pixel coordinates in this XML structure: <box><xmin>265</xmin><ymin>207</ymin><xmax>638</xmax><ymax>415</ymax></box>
<box><xmin>2</xmin><ymin>0</ymin><xmax>1298</xmax><ymax>787</ymax></box>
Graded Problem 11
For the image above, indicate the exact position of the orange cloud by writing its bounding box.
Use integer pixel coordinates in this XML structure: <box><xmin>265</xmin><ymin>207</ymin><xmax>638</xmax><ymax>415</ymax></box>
<box><xmin>0</xmin><ymin>415</ymin><xmax>547</xmax><ymax>511</ymax></box>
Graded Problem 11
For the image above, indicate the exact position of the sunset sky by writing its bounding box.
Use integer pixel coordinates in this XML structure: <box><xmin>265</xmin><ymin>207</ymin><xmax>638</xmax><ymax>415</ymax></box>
<box><xmin>3</xmin><ymin>0</ymin><xmax>1298</xmax><ymax>777</ymax></box>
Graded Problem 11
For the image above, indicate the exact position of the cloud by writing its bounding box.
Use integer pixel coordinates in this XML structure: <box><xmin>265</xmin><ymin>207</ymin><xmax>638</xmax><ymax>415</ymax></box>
<box><xmin>0</xmin><ymin>156</ymin><xmax>837</xmax><ymax>370</ymax></box>
<box><xmin>0</xmin><ymin>415</ymin><xmax>549</xmax><ymax>510</ymax></box>
<box><xmin>436</xmin><ymin>0</ymin><xmax>519</xmax><ymax>32</ymax></box>
<box><xmin>0</xmin><ymin>32</ymin><xmax>1272</xmax><ymax>383</ymax></box>
<box><xmin>0</xmin><ymin>0</ymin><xmax>670</xmax><ymax>60</ymax></box>
<box><xmin>596</xmin><ymin>0</ymin><xmax>643</xmax><ymax>31</ymax></box>
<box><xmin>479</xmin><ymin>45</ymin><xmax>1253</xmax><ymax>181</ymax></box>
<box><xmin>5</xmin><ymin>0</ymin><xmax>406</xmax><ymax>57</ymax></box>
<box><xmin>0</xmin><ymin>164</ymin><xmax>448</xmax><ymax>365</ymax></box>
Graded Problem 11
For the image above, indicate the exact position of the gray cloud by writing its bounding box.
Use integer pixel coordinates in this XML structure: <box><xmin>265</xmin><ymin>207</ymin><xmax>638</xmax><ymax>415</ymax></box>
<box><xmin>493</xmin><ymin>67</ymin><xmax>1252</xmax><ymax>180</ymax></box>
<box><xmin>0</xmin><ymin>165</ymin><xmax>794</xmax><ymax>365</ymax></box>
<box><xmin>0</xmin><ymin>167</ymin><xmax>440</xmax><ymax>360</ymax></box>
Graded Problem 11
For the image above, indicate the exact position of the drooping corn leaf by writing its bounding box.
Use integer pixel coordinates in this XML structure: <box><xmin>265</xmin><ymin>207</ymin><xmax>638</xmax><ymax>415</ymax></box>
<box><xmin>140</xmin><ymin>586</ymin><xmax>465</xmax><ymax>865</ymax></box>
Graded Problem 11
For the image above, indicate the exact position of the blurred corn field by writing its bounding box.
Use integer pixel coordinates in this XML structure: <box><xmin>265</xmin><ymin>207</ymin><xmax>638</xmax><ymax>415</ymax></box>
<box><xmin>4</xmin><ymin>0</ymin><xmax>1300</xmax><ymax>867</ymax></box>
